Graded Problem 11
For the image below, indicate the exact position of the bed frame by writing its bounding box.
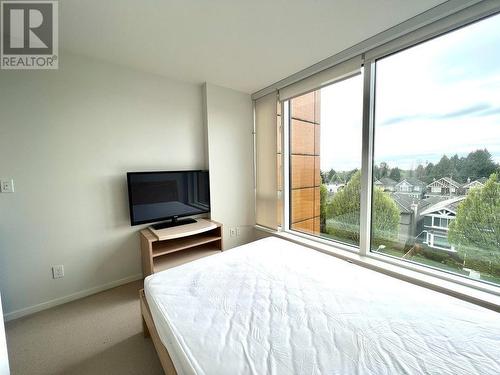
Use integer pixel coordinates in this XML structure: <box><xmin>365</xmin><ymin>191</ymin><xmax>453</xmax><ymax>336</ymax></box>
<box><xmin>139</xmin><ymin>289</ymin><xmax>178</xmax><ymax>375</ymax></box>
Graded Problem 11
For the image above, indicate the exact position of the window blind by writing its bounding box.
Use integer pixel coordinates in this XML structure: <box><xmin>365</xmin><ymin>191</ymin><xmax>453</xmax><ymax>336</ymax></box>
<box><xmin>278</xmin><ymin>56</ymin><xmax>362</xmax><ymax>101</ymax></box>
<box><xmin>255</xmin><ymin>92</ymin><xmax>278</xmax><ymax>229</ymax></box>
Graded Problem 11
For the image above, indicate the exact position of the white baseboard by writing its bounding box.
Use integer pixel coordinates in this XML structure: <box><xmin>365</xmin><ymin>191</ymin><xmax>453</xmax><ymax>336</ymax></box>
<box><xmin>3</xmin><ymin>273</ymin><xmax>143</xmax><ymax>322</ymax></box>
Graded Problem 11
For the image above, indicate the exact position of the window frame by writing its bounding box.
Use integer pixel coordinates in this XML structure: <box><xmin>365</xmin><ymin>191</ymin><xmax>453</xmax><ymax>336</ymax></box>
<box><xmin>276</xmin><ymin>3</ymin><xmax>500</xmax><ymax>298</ymax></box>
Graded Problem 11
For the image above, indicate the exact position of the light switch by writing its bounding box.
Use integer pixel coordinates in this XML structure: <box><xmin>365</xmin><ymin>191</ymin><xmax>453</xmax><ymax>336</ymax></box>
<box><xmin>0</xmin><ymin>179</ymin><xmax>14</xmax><ymax>193</ymax></box>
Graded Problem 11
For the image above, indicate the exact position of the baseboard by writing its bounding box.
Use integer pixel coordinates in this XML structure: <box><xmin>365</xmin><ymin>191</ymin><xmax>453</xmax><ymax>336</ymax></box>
<box><xmin>3</xmin><ymin>273</ymin><xmax>143</xmax><ymax>322</ymax></box>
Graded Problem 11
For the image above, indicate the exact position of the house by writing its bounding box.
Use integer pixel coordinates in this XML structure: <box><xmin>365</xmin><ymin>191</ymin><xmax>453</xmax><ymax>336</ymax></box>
<box><xmin>395</xmin><ymin>178</ymin><xmax>426</xmax><ymax>198</ymax></box>
<box><xmin>326</xmin><ymin>183</ymin><xmax>345</xmax><ymax>194</ymax></box>
<box><xmin>463</xmin><ymin>177</ymin><xmax>487</xmax><ymax>193</ymax></box>
<box><xmin>374</xmin><ymin>177</ymin><xmax>397</xmax><ymax>192</ymax></box>
<box><xmin>417</xmin><ymin>196</ymin><xmax>466</xmax><ymax>252</ymax></box>
<box><xmin>390</xmin><ymin>193</ymin><xmax>448</xmax><ymax>246</ymax></box>
<box><xmin>390</xmin><ymin>193</ymin><xmax>419</xmax><ymax>244</ymax></box>
<box><xmin>426</xmin><ymin>177</ymin><xmax>463</xmax><ymax>197</ymax></box>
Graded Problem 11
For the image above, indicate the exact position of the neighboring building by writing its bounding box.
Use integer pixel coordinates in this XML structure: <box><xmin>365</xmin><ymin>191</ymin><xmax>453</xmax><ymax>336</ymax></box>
<box><xmin>374</xmin><ymin>177</ymin><xmax>397</xmax><ymax>192</ymax></box>
<box><xmin>390</xmin><ymin>193</ymin><xmax>447</xmax><ymax>246</ymax></box>
<box><xmin>463</xmin><ymin>177</ymin><xmax>487</xmax><ymax>194</ymax></box>
<box><xmin>417</xmin><ymin>196</ymin><xmax>466</xmax><ymax>253</ymax></box>
<box><xmin>390</xmin><ymin>193</ymin><xmax>419</xmax><ymax>244</ymax></box>
<box><xmin>426</xmin><ymin>177</ymin><xmax>463</xmax><ymax>197</ymax></box>
<box><xmin>395</xmin><ymin>178</ymin><xmax>426</xmax><ymax>198</ymax></box>
<box><xmin>326</xmin><ymin>183</ymin><xmax>345</xmax><ymax>194</ymax></box>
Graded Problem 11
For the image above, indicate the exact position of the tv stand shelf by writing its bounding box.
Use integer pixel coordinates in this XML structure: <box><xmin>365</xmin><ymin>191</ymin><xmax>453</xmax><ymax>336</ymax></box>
<box><xmin>140</xmin><ymin>219</ymin><xmax>222</xmax><ymax>276</ymax></box>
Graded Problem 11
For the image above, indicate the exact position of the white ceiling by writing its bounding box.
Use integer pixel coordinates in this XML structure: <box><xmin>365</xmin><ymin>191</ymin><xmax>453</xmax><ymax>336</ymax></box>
<box><xmin>61</xmin><ymin>0</ymin><xmax>446</xmax><ymax>93</ymax></box>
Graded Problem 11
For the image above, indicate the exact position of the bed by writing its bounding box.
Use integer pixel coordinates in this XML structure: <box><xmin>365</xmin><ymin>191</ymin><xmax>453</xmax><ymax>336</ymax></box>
<box><xmin>140</xmin><ymin>236</ymin><xmax>500</xmax><ymax>375</ymax></box>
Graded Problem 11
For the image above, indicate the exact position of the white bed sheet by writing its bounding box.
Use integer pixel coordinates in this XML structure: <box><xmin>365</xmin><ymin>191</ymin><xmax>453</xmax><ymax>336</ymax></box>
<box><xmin>144</xmin><ymin>236</ymin><xmax>500</xmax><ymax>375</ymax></box>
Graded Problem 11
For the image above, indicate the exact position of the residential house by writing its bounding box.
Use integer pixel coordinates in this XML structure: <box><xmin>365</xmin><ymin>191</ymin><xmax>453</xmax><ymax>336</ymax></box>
<box><xmin>463</xmin><ymin>177</ymin><xmax>487</xmax><ymax>193</ymax></box>
<box><xmin>326</xmin><ymin>183</ymin><xmax>345</xmax><ymax>194</ymax></box>
<box><xmin>390</xmin><ymin>194</ymin><xmax>447</xmax><ymax>246</ymax></box>
<box><xmin>417</xmin><ymin>196</ymin><xmax>466</xmax><ymax>253</ymax></box>
<box><xmin>390</xmin><ymin>193</ymin><xmax>419</xmax><ymax>245</ymax></box>
<box><xmin>394</xmin><ymin>178</ymin><xmax>426</xmax><ymax>198</ymax></box>
<box><xmin>374</xmin><ymin>177</ymin><xmax>397</xmax><ymax>192</ymax></box>
<box><xmin>426</xmin><ymin>177</ymin><xmax>463</xmax><ymax>197</ymax></box>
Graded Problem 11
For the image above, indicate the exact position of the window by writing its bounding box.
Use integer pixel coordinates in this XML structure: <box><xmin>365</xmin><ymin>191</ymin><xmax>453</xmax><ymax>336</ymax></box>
<box><xmin>371</xmin><ymin>13</ymin><xmax>500</xmax><ymax>286</ymax></box>
<box><xmin>267</xmin><ymin>7</ymin><xmax>500</xmax><ymax>291</ymax></box>
<box><xmin>288</xmin><ymin>73</ymin><xmax>363</xmax><ymax>248</ymax></box>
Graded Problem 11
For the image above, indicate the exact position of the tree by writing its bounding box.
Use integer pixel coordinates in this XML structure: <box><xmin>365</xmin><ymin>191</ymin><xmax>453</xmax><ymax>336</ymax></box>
<box><xmin>415</xmin><ymin>164</ymin><xmax>426</xmax><ymax>180</ymax></box>
<box><xmin>326</xmin><ymin>168</ymin><xmax>336</xmax><ymax>183</ymax></box>
<box><xmin>319</xmin><ymin>184</ymin><xmax>328</xmax><ymax>233</ymax></box>
<box><xmin>462</xmin><ymin>149</ymin><xmax>497</xmax><ymax>181</ymax></box>
<box><xmin>448</xmin><ymin>173</ymin><xmax>500</xmax><ymax>275</ymax></box>
<box><xmin>379</xmin><ymin>162</ymin><xmax>389</xmax><ymax>178</ymax></box>
<box><xmin>424</xmin><ymin>162</ymin><xmax>435</xmax><ymax>183</ymax></box>
<box><xmin>434</xmin><ymin>155</ymin><xmax>452</xmax><ymax>179</ymax></box>
<box><xmin>326</xmin><ymin>171</ymin><xmax>399</xmax><ymax>245</ymax></box>
<box><xmin>389</xmin><ymin>167</ymin><xmax>401</xmax><ymax>182</ymax></box>
<box><xmin>449</xmin><ymin>154</ymin><xmax>464</xmax><ymax>182</ymax></box>
<box><xmin>373</xmin><ymin>164</ymin><xmax>380</xmax><ymax>180</ymax></box>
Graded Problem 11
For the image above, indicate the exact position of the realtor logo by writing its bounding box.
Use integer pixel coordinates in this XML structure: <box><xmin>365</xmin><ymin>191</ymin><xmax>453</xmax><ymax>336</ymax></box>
<box><xmin>1</xmin><ymin>0</ymin><xmax>58</xmax><ymax>69</ymax></box>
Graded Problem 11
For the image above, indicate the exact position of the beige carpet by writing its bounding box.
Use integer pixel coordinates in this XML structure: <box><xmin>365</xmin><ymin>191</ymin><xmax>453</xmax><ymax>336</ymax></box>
<box><xmin>5</xmin><ymin>280</ymin><xmax>164</xmax><ymax>375</ymax></box>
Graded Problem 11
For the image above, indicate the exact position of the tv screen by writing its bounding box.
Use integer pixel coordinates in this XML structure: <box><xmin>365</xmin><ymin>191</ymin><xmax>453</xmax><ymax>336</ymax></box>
<box><xmin>127</xmin><ymin>170</ymin><xmax>210</xmax><ymax>226</ymax></box>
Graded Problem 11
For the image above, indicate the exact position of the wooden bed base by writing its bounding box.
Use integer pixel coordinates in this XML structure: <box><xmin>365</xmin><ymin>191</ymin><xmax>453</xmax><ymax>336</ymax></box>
<box><xmin>139</xmin><ymin>289</ymin><xmax>178</xmax><ymax>375</ymax></box>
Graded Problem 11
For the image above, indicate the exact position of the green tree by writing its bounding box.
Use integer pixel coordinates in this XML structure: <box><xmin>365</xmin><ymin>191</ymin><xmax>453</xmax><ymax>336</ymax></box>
<box><xmin>319</xmin><ymin>184</ymin><xmax>328</xmax><ymax>233</ymax></box>
<box><xmin>434</xmin><ymin>155</ymin><xmax>452</xmax><ymax>178</ymax></box>
<box><xmin>389</xmin><ymin>167</ymin><xmax>401</xmax><ymax>182</ymax></box>
<box><xmin>463</xmin><ymin>149</ymin><xmax>498</xmax><ymax>181</ymax></box>
<box><xmin>326</xmin><ymin>168</ymin><xmax>336</xmax><ymax>183</ymax></box>
<box><xmin>373</xmin><ymin>164</ymin><xmax>380</xmax><ymax>180</ymax></box>
<box><xmin>450</xmin><ymin>154</ymin><xmax>464</xmax><ymax>182</ymax></box>
<box><xmin>415</xmin><ymin>164</ymin><xmax>426</xmax><ymax>180</ymax></box>
<box><xmin>448</xmin><ymin>173</ymin><xmax>500</xmax><ymax>275</ymax></box>
<box><xmin>326</xmin><ymin>171</ymin><xmax>399</xmax><ymax>245</ymax></box>
<box><xmin>379</xmin><ymin>162</ymin><xmax>389</xmax><ymax>178</ymax></box>
<box><xmin>424</xmin><ymin>162</ymin><xmax>435</xmax><ymax>183</ymax></box>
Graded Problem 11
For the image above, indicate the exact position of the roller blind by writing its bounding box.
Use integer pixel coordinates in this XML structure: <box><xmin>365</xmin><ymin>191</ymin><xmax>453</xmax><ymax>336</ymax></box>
<box><xmin>255</xmin><ymin>92</ymin><xmax>278</xmax><ymax>229</ymax></box>
<box><xmin>279</xmin><ymin>56</ymin><xmax>362</xmax><ymax>101</ymax></box>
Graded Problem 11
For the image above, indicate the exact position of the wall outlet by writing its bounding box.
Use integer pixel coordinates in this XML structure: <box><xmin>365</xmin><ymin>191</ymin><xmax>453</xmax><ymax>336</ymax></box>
<box><xmin>229</xmin><ymin>228</ymin><xmax>236</xmax><ymax>237</ymax></box>
<box><xmin>52</xmin><ymin>265</ymin><xmax>64</xmax><ymax>279</ymax></box>
<box><xmin>0</xmin><ymin>179</ymin><xmax>14</xmax><ymax>193</ymax></box>
<box><xmin>236</xmin><ymin>227</ymin><xmax>241</xmax><ymax>237</ymax></box>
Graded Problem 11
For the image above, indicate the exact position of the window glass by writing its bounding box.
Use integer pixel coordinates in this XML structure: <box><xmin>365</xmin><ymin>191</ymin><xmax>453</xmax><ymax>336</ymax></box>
<box><xmin>371</xmin><ymin>14</ymin><xmax>500</xmax><ymax>286</ymax></box>
<box><xmin>289</xmin><ymin>73</ymin><xmax>363</xmax><ymax>247</ymax></box>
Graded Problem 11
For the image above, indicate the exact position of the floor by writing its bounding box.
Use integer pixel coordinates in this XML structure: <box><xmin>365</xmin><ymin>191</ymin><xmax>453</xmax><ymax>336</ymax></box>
<box><xmin>5</xmin><ymin>280</ymin><xmax>164</xmax><ymax>375</ymax></box>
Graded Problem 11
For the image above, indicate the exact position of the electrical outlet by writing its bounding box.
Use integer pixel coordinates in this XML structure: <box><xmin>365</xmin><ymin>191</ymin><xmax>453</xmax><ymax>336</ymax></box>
<box><xmin>229</xmin><ymin>228</ymin><xmax>236</xmax><ymax>237</ymax></box>
<box><xmin>52</xmin><ymin>265</ymin><xmax>64</xmax><ymax>279</ymax></box>
<box><xmin>236</xmin><ymin>227</ymin><xmax>241</xmax><ymax>237</ymax></box>
<box><xmin>0</xmin><ymin>179</ymin><xmax>14</xmax><ymax>193</ymax></box>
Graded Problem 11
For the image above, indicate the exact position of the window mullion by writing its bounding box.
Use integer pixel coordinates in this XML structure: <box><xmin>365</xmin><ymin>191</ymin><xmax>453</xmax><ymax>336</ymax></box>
<box><xmin>282</xmin><ymin>100</ymin><xmax>290</xmax><ymax>232</ymax></box>
<box><xmin>359</xmin><ymin>60</ymin><xmax>376</xmax><ymax>256</ymax></box>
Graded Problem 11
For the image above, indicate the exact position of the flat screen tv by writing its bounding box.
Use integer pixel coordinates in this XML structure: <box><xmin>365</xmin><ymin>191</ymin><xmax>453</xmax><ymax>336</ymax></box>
<box><xmin>127</xmin><ymin>170</ymin><xmax>210</xmax><ymax>228</ymax></box>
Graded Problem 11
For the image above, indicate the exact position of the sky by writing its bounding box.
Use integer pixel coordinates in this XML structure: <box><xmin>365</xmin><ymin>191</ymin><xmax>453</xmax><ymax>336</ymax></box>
<box><xmin>319</xmin><ymin>12</ymin><xmax>500</xmax><ymax>171</ymax></box>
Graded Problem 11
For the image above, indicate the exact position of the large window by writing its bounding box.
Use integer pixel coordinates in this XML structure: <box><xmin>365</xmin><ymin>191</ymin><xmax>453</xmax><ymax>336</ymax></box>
<box><xmin>371</xmin><ymin>13</ymin><xmax>500</xmax><ymax>286</ymax></box>
<box><xmin>279</xmin><ymin>10</ymin><xmax>500</xmax><ymax>289</ymax></box>
<box><xmin>288</xmin><ymin>74</ymin><xmax>363</xmax><ymax>247</ymax></box>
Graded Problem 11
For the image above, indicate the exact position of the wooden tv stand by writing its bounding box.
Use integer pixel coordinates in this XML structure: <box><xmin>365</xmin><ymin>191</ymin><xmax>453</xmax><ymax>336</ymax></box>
<box><xmin>140</xmin><ymin>218</ymin><xmax>223</xmax><ymax>277</ymax></box>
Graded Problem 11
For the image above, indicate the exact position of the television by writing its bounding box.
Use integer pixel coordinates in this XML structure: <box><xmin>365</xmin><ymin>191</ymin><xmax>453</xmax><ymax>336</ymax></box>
<box><xmin>127</xmin><ymin>170</ymin><xmax>210</xmax><ymax>228</ymax></box>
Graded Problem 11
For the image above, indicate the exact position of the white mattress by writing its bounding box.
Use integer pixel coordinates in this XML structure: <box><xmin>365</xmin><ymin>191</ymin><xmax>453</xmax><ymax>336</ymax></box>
<box><xmin>144</xmin><ymin>237</ymin><xmax>500</xmax><ymax>375</ymax></box>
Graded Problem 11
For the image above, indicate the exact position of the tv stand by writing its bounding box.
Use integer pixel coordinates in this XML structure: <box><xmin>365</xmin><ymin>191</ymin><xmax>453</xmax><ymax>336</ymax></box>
<box><xmin>151</xmin><ymin>217</ymin><xmax>197</xmax><ymax>230</ymax></box>
<box><xmin>140</xmin><ymin>219</ymin><xmax>222</xmax><ymax>276</ymax></box>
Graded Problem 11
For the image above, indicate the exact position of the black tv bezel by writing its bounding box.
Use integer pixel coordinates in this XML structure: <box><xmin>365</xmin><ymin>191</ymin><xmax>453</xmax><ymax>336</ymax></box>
<box><xmin>126</xmin><ymin>170</ymin><xmax>210</xmax><ymax>226</ymax></box>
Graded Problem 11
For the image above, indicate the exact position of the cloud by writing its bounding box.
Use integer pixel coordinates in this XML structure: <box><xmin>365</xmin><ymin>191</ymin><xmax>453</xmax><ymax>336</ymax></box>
<box><xmin>379</xmin><ymin>103</ymin><xmax>496</xmax><ymax>126</ymax></box>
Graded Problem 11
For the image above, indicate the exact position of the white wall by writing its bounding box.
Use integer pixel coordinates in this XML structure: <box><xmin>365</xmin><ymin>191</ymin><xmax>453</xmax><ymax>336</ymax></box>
<box><xmin>0</xmin><ymin>53</ymin><xmax>205</xmax><ymax>319</ymax></box>
<box><xmin>204</xmin><ymin>83</ymin><xmax>255</xmax><ymax>249</ymax></box>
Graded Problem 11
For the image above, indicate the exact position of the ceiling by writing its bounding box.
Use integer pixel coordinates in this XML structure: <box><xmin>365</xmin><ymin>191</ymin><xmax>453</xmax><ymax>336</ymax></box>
<box><xmin>61</xmin><ymin>0</ymin><xmax>446</xmax><ymax>93</ymax></box>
